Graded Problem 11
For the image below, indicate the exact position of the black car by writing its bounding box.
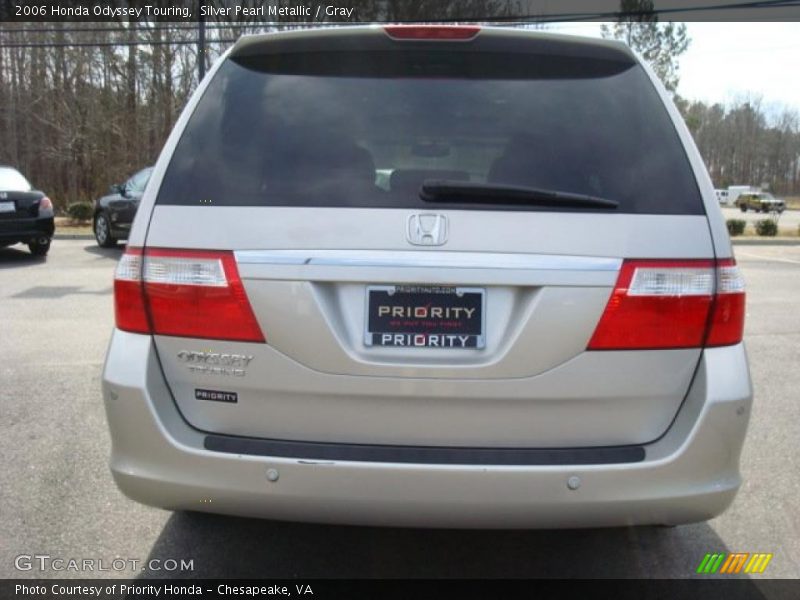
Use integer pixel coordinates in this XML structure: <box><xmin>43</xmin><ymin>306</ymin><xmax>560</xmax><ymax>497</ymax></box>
<box><xmin>0</xmin><ymin>166</ymin><xmax>55</xmax><ymax>256</ymax></box>
<box><xmin>93</xmin><ymin>167</ymin><xmax>153</xmax><ymax>247</ymax></box>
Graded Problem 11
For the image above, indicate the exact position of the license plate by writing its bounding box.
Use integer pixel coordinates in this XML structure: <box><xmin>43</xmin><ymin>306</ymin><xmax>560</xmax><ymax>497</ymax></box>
<box><xmin>0</xmin><ymin>201</ymin><xmax>14</xmax><ymax>213</ymax></box>
<box><xmin>365</xmin><ymin>285</ymin><xmax>485</xmax><ymax>349</ymax></box>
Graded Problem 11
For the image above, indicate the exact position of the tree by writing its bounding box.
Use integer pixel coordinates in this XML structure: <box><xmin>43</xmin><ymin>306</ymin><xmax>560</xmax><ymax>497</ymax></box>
<box><xmin>676</xmin><ymin>96</ymin><xmax>800</xmax><ymax>194</ymax></box>
<box><xmin>601</xmin><ymin>0</ymin><xmax>690</xmax><ymax>92</ymax></box>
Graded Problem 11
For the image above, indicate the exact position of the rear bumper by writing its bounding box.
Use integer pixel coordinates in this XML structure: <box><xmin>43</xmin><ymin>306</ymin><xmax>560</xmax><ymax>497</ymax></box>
<box><xmin>102</xmin><ymin>330</ymin><xmax>752</xmax><ymax>528</ymax></box>
<box><xmin>0</xmin><ymin>216</ymin><xmax>54</xmax><ymax>243</ymax></box>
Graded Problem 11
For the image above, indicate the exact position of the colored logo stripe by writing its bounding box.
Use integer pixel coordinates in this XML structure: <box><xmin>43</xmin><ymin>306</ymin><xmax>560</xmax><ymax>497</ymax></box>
<box><xmin>744</xmin><ymin>554</ymin><xmax>773</xmax><ymax>574</ymax></box>
<box><xmin>720</xmin><ymin>553</ymin><xmax>749</xmax><ymax>574</ymax></box>
<box><xmin>697</xmin><ymin>553</ymin><xmax>726</xmax><ymax>574</ymax></box>
<box><xmin>697</xmin><ymin>552</ymin><xmax>773</xmax><ymax>574</ymax></box>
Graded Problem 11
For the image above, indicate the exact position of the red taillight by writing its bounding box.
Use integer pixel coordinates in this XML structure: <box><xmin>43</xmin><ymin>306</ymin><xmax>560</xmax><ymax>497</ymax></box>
<box><xmin>114</xmin><ymin>247</ymin><xmax>265</xmax><ymax>343</ymax></box>
<box><xmin>384</xmin><ymin>25</ymin><xmax>481</xmax><ymax>40</ymax></box>
<box><xmin>588</xmin><ymin>259</ymin><xmax>745</xmax><ymax>350</ymax></box>
<box><xmin>39</xmin><ymin>196</ymin><xmax>53</xmax><ymax>213</ymax></box>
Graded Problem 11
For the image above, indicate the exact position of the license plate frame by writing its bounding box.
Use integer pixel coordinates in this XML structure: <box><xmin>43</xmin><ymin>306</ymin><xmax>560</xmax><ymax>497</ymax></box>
<box><xmin>364</xmin><ymin>285</ymin><xmax>486</xmax><ymax>349</ymax></box>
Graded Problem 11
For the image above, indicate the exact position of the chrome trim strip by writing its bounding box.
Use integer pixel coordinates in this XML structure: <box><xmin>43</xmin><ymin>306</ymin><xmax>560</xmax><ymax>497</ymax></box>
<box><xmin>234</xmin><ymin>250</ymin><xmax>621</xmax><ymax>271</ymax></box>
<box><xmin>234</xmin><ymin>254</ymin><xmax>309</xmax><ymax>265</ymax></box>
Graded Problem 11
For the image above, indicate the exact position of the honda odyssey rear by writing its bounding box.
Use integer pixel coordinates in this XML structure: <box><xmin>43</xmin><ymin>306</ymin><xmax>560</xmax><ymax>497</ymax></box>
<box><xmin>102</xmin><ymin>26</ymin><xmax>752</xmax><ymax>528</ymax></box>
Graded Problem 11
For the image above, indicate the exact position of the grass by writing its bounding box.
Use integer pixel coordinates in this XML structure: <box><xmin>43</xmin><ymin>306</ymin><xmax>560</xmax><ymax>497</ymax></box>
<box><xmin>742</xmin><ymin>233</ymin><xmax>793</xmax><ymax>239</ymax></box>
<box><xmin>784</xmin><ymin>196</ymin><xmax>800</xmax><ymax>210</ymax></box>
<box><xmin>732</xmin><ymin>225</ymin><xmax>798</xmax><ymax>238</ymax></box>
<box><xmin>731</xmin><ymin>226</ymin><xmax>798</xmax><ymax>239</ymax></box>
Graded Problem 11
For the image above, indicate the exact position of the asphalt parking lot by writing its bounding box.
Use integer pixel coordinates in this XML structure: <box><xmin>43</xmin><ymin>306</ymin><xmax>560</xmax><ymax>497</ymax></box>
<box><xmin>0</xmin><ymin>240</ymin><xmax>798</xmax><ymax>581</ymax></box>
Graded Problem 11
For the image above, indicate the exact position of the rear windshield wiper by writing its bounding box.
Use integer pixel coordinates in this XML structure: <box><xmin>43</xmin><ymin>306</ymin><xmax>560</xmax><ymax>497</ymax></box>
<box><xmin>420</xmin><ymin>180</ymin><xmax>619</xmax><ymax>209</ymax></box>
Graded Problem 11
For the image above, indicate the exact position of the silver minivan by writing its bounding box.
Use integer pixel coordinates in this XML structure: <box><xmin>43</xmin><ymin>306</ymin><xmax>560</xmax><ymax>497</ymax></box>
<box><xmin>102</xmin><ymin>25</ymin><xmax>751</xmax><ymax>528</ymax></box>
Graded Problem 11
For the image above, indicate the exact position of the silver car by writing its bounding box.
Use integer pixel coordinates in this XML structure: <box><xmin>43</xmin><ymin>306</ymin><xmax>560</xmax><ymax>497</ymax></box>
<box><xmin>102</xmin><ymin>25</ymin><xmax>751</xmax><ymax>528</ymax></box>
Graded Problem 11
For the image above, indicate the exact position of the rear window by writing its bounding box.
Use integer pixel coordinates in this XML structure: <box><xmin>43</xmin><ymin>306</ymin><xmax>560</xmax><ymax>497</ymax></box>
<box><xmin>157</xmin><ymin>50</ymin><xmax>703</xmax><ymax>215</ymax></box>
<box><xmin>0</xmin><ymin>167</ymin><xmax>32</xmax><ymax>192</ymax></box>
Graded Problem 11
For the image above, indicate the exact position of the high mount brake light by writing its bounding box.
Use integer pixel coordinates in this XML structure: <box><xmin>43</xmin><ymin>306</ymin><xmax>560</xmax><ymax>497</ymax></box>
<box><xmin>114</xmin><ymin>247</ymin><xmax>265</xmax><ymax>343</ymax></box>
<box><xmin>588</xmin><ymin>259</ymin><xmax>745</xmax><ymax>350</ymax></box>
<box><xmin>383</xmin><ymin>26</ymin><xmax>481</xmax><ymax>40</ymax></box>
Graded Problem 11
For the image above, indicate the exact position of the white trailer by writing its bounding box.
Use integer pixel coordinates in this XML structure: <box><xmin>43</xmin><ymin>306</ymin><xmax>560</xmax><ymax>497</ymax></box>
<box><xmin>726</xmin><ymin>185</ymin><xmax>757</xmax><ymax>206</ymax></box>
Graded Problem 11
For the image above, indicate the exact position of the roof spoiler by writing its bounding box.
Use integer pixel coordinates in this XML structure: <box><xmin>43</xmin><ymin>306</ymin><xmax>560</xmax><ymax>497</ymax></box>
<box><xmin>229</xmin><ymin>25</ymin><xmax>636</xmax><ymax>65</ymax></box>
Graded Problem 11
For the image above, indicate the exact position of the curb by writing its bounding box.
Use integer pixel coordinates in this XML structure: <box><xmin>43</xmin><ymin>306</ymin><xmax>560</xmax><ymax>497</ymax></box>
<box><xmin>732</xmin><ymin>238</ymin><xmax>800</xmax><ymax>246</ymax></box>
<box><xmin>54</xmin><ymin>234</ymin><xmax>95</xmax><ymax>240</ymax></box>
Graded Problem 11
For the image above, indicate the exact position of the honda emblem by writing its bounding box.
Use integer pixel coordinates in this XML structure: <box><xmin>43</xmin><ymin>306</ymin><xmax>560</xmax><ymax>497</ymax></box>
<box><xmin>407</xmin><ymin>213</ymin><xmax>448</xmax><ymax>246</ymax></box>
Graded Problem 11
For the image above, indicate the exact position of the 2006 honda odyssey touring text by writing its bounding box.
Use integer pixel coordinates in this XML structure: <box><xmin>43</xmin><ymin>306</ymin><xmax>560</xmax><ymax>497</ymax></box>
<box><xmin>102</xmin><ymin>26</ymin><xmax>752</xmax><ymax>528</ymax></box>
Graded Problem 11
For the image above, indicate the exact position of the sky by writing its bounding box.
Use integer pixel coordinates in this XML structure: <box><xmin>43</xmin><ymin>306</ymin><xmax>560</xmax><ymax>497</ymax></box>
<box><xmin>550</xmin><ymin>22</ymin><xmax>800</xmax><ymax>112</ymax></box>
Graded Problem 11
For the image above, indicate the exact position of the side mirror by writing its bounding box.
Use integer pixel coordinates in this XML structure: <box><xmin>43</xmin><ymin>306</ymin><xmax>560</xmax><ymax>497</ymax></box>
<box><xmin>111</xmin><ymin>183</ymin><xmax>126</xmax><ymax>196</ymax></box>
